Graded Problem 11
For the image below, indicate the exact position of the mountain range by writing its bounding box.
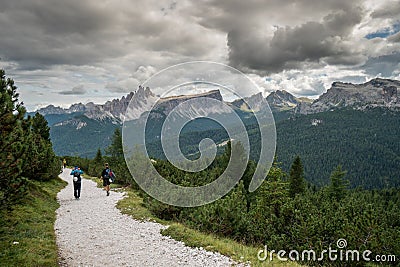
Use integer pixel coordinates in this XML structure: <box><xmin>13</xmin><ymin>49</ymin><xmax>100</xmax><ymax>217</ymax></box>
<box><xmin>295</xmin><ymin>78</ymin><xmax>400</xmax><ymax>114</ymax></box>
<box><xmin>32</xmin><ymin>78</ymin><xmax>400</xmax><ymax>189</ymax></box>
<box><xmin>36</xmin><ymin>78</ymin><xmax>400</xmax><ymax>126</ymax></box>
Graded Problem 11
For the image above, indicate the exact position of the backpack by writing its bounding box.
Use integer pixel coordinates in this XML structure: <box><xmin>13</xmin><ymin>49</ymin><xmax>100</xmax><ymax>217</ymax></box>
<box><xmin>106</xmin><ymin>169</ymin><xmax>115</xmax><ymax>183</ymax></box>
<box><xmin>73</xmin><ymin>171</ymin><xmax>81</xmax><ymax>182</ymax></box>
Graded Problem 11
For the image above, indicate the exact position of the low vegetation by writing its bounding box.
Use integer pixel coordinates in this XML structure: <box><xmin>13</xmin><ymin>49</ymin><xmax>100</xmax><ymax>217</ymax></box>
<box><xmin>147</xmin><ymin>108</ymin><xmax>400</xmax><ymax>189</ymax></box>
<box><xmin>0</xmin><ymin>69</ymin><xmax>61</xmax><ymax>210</ymax></box>
<box><xmin>69</xmin><ymin>126</ymin><xmax>400</xmax><ymax>266</ymax></box>
<box><xmin>0</xmin><ymin>69</ymin><xmax>66</xmax><ymax>266</ymax></box>
<box><xmin>0</xmin><ymin>178</ymin><xmax>66</xmax><ymax>266</ymax></box>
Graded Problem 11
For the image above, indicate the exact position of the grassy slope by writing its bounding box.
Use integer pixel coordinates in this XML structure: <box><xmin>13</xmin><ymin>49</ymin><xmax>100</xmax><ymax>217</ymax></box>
<box><xmin>117</xmin><ymin>187</ymin><xmax>300</xmax><ymax>267</ymax></box>
<box><xmin>0</xmin><ymin>178</ymin><xmax>67</xmax><ymax>266</ymax></box>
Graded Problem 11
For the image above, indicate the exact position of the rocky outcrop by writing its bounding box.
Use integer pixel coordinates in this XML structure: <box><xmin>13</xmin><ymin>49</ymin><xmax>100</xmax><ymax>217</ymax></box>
<box><xmin>266</xmin><ymin>90</ymin><xmax>300</xmax><ymax>112</ymax></box>
<box><xmin>123</xmin><ymin>86</ymin><xmax>157</xmax><ymax>121</ymax></box>
<box><xmin>231</xmin><ymin>90</ymin><xmax>304</xmax><ymax>113</ymax></box>
<box><xmin>37</xmin><ymin>104</ymin><xmax>68</xmax><ymax>115</ymax></box>
<box><xmin>155</xmin><ymin>89</ymin><xmax>223</xmax><ymax>116</ymax></box>
<box><xmin>296</xmin><ymin>78</ymin><xmax>400</xmax><ymax>114</ymax></box>
<box><xmin>231</xmin><ymin>92</ymin><xmax>266</xmax><ymax>112</ymax></box>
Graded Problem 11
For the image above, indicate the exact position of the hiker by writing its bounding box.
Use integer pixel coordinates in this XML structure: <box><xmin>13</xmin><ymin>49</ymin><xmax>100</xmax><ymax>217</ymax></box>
<box><xmin>101</xmin><ymin>163</ymin><xmax>115</xmax><ymax>196</ymax></box>
<box><xmin>70</xmin><ymin>166</ymin><xmax>83</xmax><ymax>200</ymax></box>
<box><xmin>63</xmin><ymin>158</ymin><xmax>67</xmax><ymax>169</ymax></box>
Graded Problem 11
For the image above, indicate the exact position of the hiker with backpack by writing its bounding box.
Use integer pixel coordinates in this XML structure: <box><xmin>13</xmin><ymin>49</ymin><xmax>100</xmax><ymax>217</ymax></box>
<box><xmin>101</xmin><ymin>163</ymin><xmax>115</xmax><ymax>196</ymax></box>
<box><xmin>70</xmin><ymin>166</ymin><xmax>84</xmax><ymax>200</ymax></box>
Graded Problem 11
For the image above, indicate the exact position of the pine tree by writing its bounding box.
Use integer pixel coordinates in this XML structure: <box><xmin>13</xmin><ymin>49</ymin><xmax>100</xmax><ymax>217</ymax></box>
<box><xmin>94</xmin><ymin>148</ymin><xmax>103</xmax><ymax>163</ymax></box>
<box><xmin>106</xmin><ymin>128</ymin><xmax>123</xmax><ymax>159</ymax></box>
<box><xmin>88</xmin><ymin>148</ymin><xmax>104</xmax><ymax>176</ymax></box>
<box><xmin>22</xmin><ymin>112</ymin><xmax>59</xmax><ymax>181</ymax></box>
<box><xmin>31</xmin><ymin>112</ymin><xmax>50</xmax><ymax>141</ymax></box>
<box><xmin>329</xmin><ymin>165</ymin><xmax>349</xmax><ymax>201</ymax></box>
<box><xmin>288</xmin><ymin>155</ymin><xmax>306</xmax><ymax>198</ymax></box>
<box><xmin>0</xmin><ymin>69</ymin><xmax>28</xmax><ymax>208</ymax></box>
<box><xmin>106</xmin><ymin>128</ymin><xmax>133</xmax><ymax>184</ymax></box>
<box><xmin>248</xmin><ymin>163</ymin><xmax>290</xmax><ymax>244</ymax></box>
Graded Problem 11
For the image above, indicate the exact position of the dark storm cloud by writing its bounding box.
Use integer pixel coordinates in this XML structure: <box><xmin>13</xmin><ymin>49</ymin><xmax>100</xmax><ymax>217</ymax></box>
<box><xmin>371</xmin><ymin>3</ymin><xmax>400</xmax><ymax>19</ymax></box>
<box><xmin>362</xmin><ymin>52</ymin><xmax>400</xmax><ymax>76</ymax></box>
<box><xmin>0</xmin><ymin>0</ymin><xmax>119</xmax><ymax>69</ymax></box>
<box><xmin>59</xmin><ymin>85</ymin><xmax>86</xmax><ymax>95</ymax></box>
<box><xmin>227</xmin><ymin>8</ymin><xmax>364</xmax><ymax>74</ymax></box>
<box><xmin>189</xmin><ymin>0</ymin><xmax>361</xmax><ymax>32</ymax></box>
<box><xmin>1</xmin><ymin>0</ymin><xmax>399</xmax><ymax>108</ymax></box>
<box><xmin>0</xmin><ymin>0</ymin><xmax>393</xmax><ymax>76</ymax></box>
<box><xmin>182</xmin><ymin>0</ymin><xmax>367</xmax><ymax>74</ymax></box>
<box><xmin>0</xmin><ymin>0</ymin><xmax>215</xmax><ymax>71</ymax></box>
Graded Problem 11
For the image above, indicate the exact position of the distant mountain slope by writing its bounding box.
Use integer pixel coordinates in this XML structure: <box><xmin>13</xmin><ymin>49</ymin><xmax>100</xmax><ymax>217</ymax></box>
<box><xmin>50</xmin><ymin>115</ymin><xmax>119</xmax><ymax>157</ymax></box>
<box><xmin>35</xmin><ymin>91</ymin><xmax>136</xmax><ymax>122</ymax></box>
<box><xmin>41</xmin><ymin>86</ymin><xmax>237</xmax><ymax>157</ymax></box>
<box><xmin>230</xmin><ymin>90</ymin><xmax>308</xmax><ymax>113</ymax></box>
<box><xmin>148</xmin><ymin>107</ymin><xmax>399</xmax><ymax>189</ymax></box>
<box><xmin>296</xmin><ymin>78</ymin><xmax>400</xmax><ymax>114</ymax></box>
<box><xmin>35</xmin><ymin>77</ymin><xmax>400</xmax><ymax>185</ymax></box>
<box><xmin>275</xmin><ymin>108</ymin><xmax>400</xmax><ymax>189</ymax></box>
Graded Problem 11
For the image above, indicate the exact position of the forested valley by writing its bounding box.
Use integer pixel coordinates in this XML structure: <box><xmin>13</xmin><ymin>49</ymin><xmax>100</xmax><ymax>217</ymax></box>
<box><xmin>68</xmin><ymin>127</ymin><xmax>400</xmax><ymax>266</ymax></box>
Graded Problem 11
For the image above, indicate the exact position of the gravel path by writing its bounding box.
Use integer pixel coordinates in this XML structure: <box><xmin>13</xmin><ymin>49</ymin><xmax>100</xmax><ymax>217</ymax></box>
<box><xmin>55</xmin><ymin>169</ymin><xmax>240</xmax><ymax>267</ymax></box>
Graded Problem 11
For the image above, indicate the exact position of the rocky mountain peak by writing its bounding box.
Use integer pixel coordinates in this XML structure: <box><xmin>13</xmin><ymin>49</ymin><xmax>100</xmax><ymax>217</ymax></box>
<box><xmin>296</xmin><ymin>78</ymin><xmax>400</xmax><ymax>114</ymax></box>
<box><xmin>266</xmin><ymin>90</ymin><xmax>300</xmax><ymax>112</ymax></box>
<box><xmin>136</xmin><ymin>85</ymin><xmax>155</xmax><ymax>99</ymax></box>
<box><xmin>69</xmin><ymin>103</ymin><xmax>86</xmax><ymax>113</ymax></box>
<box><xmin>154</xmin><ymin>89</ymin><xmax>224</xmax><ymax>117</ymax></box>
<box><xmin>231</xmin><ymin>92</ymin><xmax>266</xmax><ymax>112</ymax></box>
<box><xmin>37</xmin><ymin>104</ymin><xmax>68</xmax><ymax>115</ymax></box>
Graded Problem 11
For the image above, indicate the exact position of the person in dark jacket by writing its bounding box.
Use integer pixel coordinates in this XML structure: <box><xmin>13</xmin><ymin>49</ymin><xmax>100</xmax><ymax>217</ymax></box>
<box><xmin>101</xmin><ymin>163</ymin><xmax>114</xmax><ymax>196</ymax></box>
<box><xmin>70</xmin><ymin>166</ymin><xmax>83</xmax><ymax>199</ymax></box>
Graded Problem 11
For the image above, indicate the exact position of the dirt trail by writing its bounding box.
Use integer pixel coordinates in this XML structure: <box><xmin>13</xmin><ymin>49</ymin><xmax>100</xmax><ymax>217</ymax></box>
<box><xmin>55</xmin><ymin>169</ymin><xmax>239</xmax><ymax>266</ymax></box>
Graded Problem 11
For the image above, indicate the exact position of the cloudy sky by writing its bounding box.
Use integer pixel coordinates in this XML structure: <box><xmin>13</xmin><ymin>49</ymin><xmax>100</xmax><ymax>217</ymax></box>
<box><xmin>0</xmin><ymin>0</ymin><xmax>399</xmax><ymax>110</ymax></box>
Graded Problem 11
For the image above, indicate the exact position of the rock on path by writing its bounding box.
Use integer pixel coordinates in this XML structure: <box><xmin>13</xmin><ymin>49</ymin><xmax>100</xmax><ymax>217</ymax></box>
<box><xmin>55</xmin><ymin>169</ymin><xmax>240</xmax><ymax>266</ymax></box>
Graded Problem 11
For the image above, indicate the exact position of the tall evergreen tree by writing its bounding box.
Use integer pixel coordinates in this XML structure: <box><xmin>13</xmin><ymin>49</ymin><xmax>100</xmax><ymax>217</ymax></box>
<box><xmin>0</xmin><ymin>69</ymin><xmax>60</xmax><ymax>208</ymax></box>
<box><xmin>0</xmin><ymin>69</ymin><xmax>28</xmax><ymax>208</ymax></box>
<box><xmin>106</xmin><ymin>128</ymin><xmax>124</xmax><ymax>159</ymax></box>
<box><xmin>105</xmin><ymin>128</ymin><xmax>133</xmax><ymax>184</ymax></box>
<box><xmin>88</xmin><ymin>148</ymin><xmax>104</xmax><ymax>176</ymax></box>
<box><xmin>288</xmin><ymin>155</ymin><xmax>306</xmax><ymax>198</ymax></box>
<box><xmin>23</xmin><ymin>112</ymin><xmax>59</xmax><ymax>181</ymax></box>
<box><xmin>248</xmin><ymin>163</ymin><xmax>290</xmax><ymax>243</ymax></box>
<box><xmin>94</xmin><ymin>148</ymin><xmax>103</xmax><ymax>163</ymax></box>
<box><xmin>31</xmin><ymin>112</ymin><xmax>50</xmax><ymax>141</ymax></box>
<box><xmin>329</xmin><ymin>165</ymin><xmax>349</xmax><ymax>201</ymax></box>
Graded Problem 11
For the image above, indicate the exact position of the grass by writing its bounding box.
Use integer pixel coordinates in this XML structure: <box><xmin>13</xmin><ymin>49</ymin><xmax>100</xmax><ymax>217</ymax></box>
<box><xmin>116</xmin><ymin>189</ymin><xmax>167</xmax><ymax>224</ymax></box>
<box><xmin>161</xmin><ymin>223</ymin><xmax>301</xmax><ymax>267</ymax></box>
<box><xmin>116</xmin><ymin>187</ymin><xmax>301</xmax><ymax>267</ymax></box>
<box><xmin>0</xmin><ymin>177</ymin><xmax>67</xmax><ymax>267</ymax></box>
